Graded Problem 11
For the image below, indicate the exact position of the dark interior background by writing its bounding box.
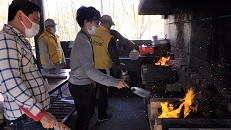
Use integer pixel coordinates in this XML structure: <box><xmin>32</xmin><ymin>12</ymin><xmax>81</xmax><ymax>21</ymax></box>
<box><xmin>164</xmin><ymin>2</ymin><xmax>231</xmax><ymax>99</ymax></box>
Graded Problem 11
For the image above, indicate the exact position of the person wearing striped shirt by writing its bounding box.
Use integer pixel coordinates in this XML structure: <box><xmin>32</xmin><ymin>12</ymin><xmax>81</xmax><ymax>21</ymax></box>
<box><xmin>0</xmin><ymin>1</ymin><xmax>65</xmax><ymax>129</ymax></box>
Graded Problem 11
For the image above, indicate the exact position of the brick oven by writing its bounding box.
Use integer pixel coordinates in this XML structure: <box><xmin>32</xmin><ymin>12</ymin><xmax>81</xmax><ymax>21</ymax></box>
<box><xmin>139</xmin><ymin>0</ymin><xmax>231</xmax><ymax>129</ymax></box>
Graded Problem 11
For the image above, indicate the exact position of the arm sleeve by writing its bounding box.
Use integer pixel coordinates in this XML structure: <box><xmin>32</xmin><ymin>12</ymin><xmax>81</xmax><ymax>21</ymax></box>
<box><xmin>20</xmin><ymin>107</ymin><xmax>45</xmax><ymax>121</ymax></box>
<box><xmin>38</xmin><ymin>37</ymin><xmax>54</xmax><ymax>67</ymax></box>
<box><xmin>77</xmin><ymin>37</ymin><xmax>119</xmax><ymax>87</ymax></box>
<box><xmin>110</xmin><ymin>29</ymin><xmax>133</xmax><ymax>47</ymax></box>
<box><xmin>108</xmin><ymin>37</ymin><xmax>120</xmax><ymax>66</ymax></box>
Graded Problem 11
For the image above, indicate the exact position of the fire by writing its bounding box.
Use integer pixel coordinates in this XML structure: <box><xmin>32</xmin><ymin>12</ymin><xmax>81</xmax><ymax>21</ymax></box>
<box><xmin>158</xmin><ymin>88</ymin><xmax>198</xmax><ymax>118</ymax></box>
<box><xmin>155</xmin><ymin>56</ymin><xmax>170</xmax><ymax>66</ymax></box>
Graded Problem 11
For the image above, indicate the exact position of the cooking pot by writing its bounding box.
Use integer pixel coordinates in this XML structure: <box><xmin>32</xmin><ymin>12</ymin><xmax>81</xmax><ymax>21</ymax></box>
<box><xmin>138</xmin><ymin>45</ymin><xmax>154</xmax><ymax>56</ymax></box>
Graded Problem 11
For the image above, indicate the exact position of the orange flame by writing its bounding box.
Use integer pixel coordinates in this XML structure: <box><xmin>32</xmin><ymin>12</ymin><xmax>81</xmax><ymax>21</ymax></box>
<box><xmin>158</xmin><ymin>88</ymin><xmax>198</xmax><ymax>118</ymax></box>
<box><xmin>155</xmin><ymin>56</ymin><xmax>170</xmax><ymax>66</ymax></box>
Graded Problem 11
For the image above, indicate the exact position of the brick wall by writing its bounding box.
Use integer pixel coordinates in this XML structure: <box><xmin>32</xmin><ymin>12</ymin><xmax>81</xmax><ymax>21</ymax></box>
<box><xmin>164</xmin><ymin>5</ymin><xmax>231</xmax><ymax>99</ymax></box>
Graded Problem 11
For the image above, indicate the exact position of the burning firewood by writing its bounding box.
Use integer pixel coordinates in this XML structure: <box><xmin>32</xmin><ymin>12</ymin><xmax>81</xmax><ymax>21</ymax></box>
<box><xmin>155</xmin><ymin>56</ymin><xmax>170</xmax><ymax>66</ymax></box>
<box><xmin>158</xmin><ymin>87</ymin><xmax>198</xmax><ymax>118</ymax></box>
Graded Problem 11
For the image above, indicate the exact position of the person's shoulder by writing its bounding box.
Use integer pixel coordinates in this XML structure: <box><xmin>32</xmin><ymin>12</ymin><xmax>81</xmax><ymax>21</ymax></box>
<box><xmin>38</xmin><ymin>31</ymin><xmax>46</xmax><ymax>38</ymax></box>
<box><xmin>0</xmin><ymin>29</ymin><xmax>6</xmax><ymax>38</ymax></box>
<box><xmin>110</xmin><ymin>29</ymin><xmax>123</xmax><ymax>39</ymax></box>
<box><xmin>76</xmin><ymin>31</ymin><xmax>86</xmax><ymax>40</ymax></box>
<box><xmin>0</xmin><ymin>29</ymin><xmax>16</xmax><ymax>41</ymax></box>
<box><xmin>77</xmin><ymin>31</ymin><xmax>84</xmax><ymax>36</ymax></box>
<box><xmin>0</xmin><ymin>32</ymin><xmax>20</xmax><ymax>49</ymax></box>
<box><xmin>76</xmin><ymin>32</ymin><xmax>90</xmax><ymax>45</ymax></box>
<box><xmin>110</xmin><ymin>29</ymin><xmax>119</xmax><ymax>35</ymax></box>
<box><xmin>110</xmin><ymin>29</ymin><xmax>118</xmax><ymax>33</ymax></box>
<box><xmin>97</xmin><ymin>28</ymin><xmax>112</xmax><ymax>37</ymax></box>
<box><xmin>54</xmin><ymin>33</ymin><xmax>60</xmax><ymax>38</ymax></box>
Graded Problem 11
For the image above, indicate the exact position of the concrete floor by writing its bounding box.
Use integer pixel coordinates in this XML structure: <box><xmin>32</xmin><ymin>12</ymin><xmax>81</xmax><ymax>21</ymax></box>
<box><xmin>64</xmin><ymin>89</ymin><xmax>151</xmax><ymax>130</ymax></box>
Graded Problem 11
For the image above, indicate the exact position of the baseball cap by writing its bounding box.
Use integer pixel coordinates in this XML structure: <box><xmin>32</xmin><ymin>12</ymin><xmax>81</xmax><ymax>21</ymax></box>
<box><xmin>100</xmin><ymin>15</ymin><xmax>115</xmax><ymax>25</ymax></box>
<box><xmin>44</xmin><ymin>19</ymin><xmax>57</xmax><ymax>26</ymax></box>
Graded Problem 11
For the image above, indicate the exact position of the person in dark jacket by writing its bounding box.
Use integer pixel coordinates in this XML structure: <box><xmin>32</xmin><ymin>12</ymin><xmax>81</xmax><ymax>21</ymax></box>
<box><xmin>109</xmin><ymin>29</ymin><xmax>136</xmax><ymax>78</ymax></box>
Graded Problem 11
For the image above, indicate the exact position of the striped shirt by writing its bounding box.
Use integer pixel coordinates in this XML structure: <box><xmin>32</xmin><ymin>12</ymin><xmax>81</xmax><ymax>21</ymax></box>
<box><xmin>0</xmin><ymin>24</ymin><xmax>50</xmax><ymax>121</ymax></box>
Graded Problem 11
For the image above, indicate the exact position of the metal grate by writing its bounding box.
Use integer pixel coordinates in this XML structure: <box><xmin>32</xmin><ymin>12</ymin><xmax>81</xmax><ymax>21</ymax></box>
<box><xmin>47</xmin><ymin>99</ymin><xmax>75</xmax><ymax>123</ymax></box>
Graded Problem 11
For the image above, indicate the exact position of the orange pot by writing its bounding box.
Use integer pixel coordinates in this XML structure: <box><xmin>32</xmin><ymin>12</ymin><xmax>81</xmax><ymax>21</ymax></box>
<box><xmin>138</xmin><ymin>45</ymin><xmax>154</xmax><ymax>55</ymax></box>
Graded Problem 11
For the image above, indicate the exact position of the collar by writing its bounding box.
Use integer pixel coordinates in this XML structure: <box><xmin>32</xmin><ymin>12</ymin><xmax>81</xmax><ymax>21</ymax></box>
<box><xmin>80</xmin><ymin>29</ymin><xmax>91</xmax><ymax>41</ymax></box>
<box><xmin>98</xmin><ymin>25</ymin><xmax>109</xmax><ymax>32</ymax></box>
<box><xmin>3</xmin><ymin>24</ymin><xmax>25</xmax><ymax>38</ymax></box>
<box><xmin>44</xmin><ymin>30</ymin><xmax>57</xmax><ymax>37</ymax></box>
<box><xmin>2</xmin><ymin>24</ymin><xmax>30</xmax><ymax>46</ymax></box>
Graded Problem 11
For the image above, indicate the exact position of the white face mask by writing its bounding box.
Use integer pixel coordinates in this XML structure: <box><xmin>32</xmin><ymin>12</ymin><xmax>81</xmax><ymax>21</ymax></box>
<box><xmin>21</xmin><ymin>15</ymin><xmax>40</xmax><ymax>38</ymax></box>
<box><xmin>87</xmin><ymin>26</ymin><xmax>97</xmax><ymax>35</ymax></box>
<box><xmin>50</xmin><ymin>27</ymin><xmax>56</xmax><ymax>34</ymax></box>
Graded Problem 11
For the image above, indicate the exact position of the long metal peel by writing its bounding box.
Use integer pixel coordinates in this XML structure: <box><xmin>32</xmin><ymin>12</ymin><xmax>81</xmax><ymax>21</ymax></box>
<box><xmin>121</xmin><ymin>81</ymin><xmax>151</xmax><ymax>98</ymax></box>
<box><xmin>129</xmin><ymin>86</ymin><xmax>151</xmax><ymax>98</ymax></box>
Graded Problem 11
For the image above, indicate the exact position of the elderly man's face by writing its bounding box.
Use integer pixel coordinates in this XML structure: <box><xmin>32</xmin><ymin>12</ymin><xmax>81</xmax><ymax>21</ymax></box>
<box><xmin>46</xmin><ymin>25</ymin><xmax>56</xmax><ymax>34</ymax></box>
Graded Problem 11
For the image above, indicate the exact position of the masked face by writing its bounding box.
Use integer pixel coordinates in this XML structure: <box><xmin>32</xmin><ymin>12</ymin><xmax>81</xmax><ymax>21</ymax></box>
<box><xmin>21</xmin><ymin>15</ymin><xmax>40</xmax><ymax>38</ymax></box>
<box><xmin>50</xmin><ymin>27</ymin><xmax>56</xmax><ymax>34</ymax></box>
<box><xmin>87</xmin><ymin>26</ymin><xmax>97</xmax><ymax>35</ymax></box>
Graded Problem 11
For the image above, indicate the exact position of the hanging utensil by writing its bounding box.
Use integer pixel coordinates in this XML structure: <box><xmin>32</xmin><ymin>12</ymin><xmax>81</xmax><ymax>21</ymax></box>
<box><xmin>129</xmin><ymin>48</ymin><xmax>140</xmax><ymax>60</ymax></box>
